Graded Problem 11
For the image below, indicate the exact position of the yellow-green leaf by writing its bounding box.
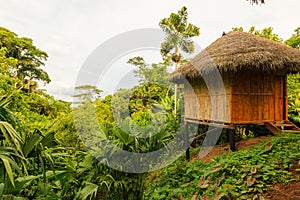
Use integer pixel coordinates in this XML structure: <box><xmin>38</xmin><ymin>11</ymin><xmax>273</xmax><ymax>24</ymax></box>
<box><xmin>2</xmin><ymin>158</ymin><xmax>15</xmax><ymax>187</ymax></box>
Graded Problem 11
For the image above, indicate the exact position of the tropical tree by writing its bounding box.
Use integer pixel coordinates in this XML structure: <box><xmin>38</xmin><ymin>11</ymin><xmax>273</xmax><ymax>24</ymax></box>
<box><xmin>0</xmin><ymin>27</ymin><xmax>50</xmax><ymax>87</ymax></box>
<box><xmin>249</xmin><ymin>26</ymin><xmax>282</xmax><ymax>42</ymax></box>
<box><xmin>127</xmin><ymin>56</ymin><xmax>171</xmax><ymax>86</ymax></box>
<box><xmin>285</xmin><ymin>27</ymin><xmax>300</xmax><ymax>49</ymax></box>
<box><xmin>73</xmin><ymin>85</ymin><xmax>103</xmax><ymax>104</ymax></box>
<box><xmin>0</xmin><ymin>47</ymin><xmax>18</xmax><ymax>77</ymax></box>
<box><xmin>159</xmin><ymin>6</ymin><xmax>200</xmax><ymax>115</ymax></box>
<box><xmin>232</xmin><ymin>26</ymin><xmax>282</xmax><ymax>42</ymax></box>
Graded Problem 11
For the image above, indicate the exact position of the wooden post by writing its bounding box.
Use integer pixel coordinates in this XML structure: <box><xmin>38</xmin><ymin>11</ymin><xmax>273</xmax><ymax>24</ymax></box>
<box><xmin>227</xmin><ymin>127</ymin><xmax>236</xmax><ymax>151</ymax></box>
<box><xmin>185</xmin><ymin>122</ymin><xmax>190</xmax><ymax>161</ymax></box>
<box><xmin>283</xmin><ymin>76</ymin><xmax>288</xmax><ymax>121</ymax></box>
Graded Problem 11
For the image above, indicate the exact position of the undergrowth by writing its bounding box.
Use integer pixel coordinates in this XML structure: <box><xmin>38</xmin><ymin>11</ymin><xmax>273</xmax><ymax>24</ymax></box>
<box><xmin>143</xmin><ymin>133</ymin><xmax>300</xmax><ymax>200</ymax></box>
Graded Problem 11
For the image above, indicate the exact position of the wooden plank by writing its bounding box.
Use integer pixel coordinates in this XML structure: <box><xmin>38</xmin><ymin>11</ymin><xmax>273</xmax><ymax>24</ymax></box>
<box><xmin>265</xmin><ymin>122</ymin><xmax>282</xmax><ymax>135</ymax></box>
<box><xmin>274</xmin><ymin>123</ymin><xmax>295</xmax><ymax>127</ymax></box>
<box><xmin>184</xmin><ymin>118</ymin><xmax>233</xmax><ymax>128</ymax></box>
<box><xmin>282</xmin><ymin>130</ymin><xmax>300</xmax><ymax>133</ymax></box>
<box><xmin>283</xmin><ymin>76</ymin><xmax>288</xmax><ymax>120</ymax></box>
<box><xmin>248</xmin><ymin>92</ymin><xmax>273</xmax><ymax>95</ymax></box>
<box><xmin>275</xmin><ymin>76</ymin><xmax>284</xmax><ymax>121</ymax></box>
<box><xmin>226</xmin><ymin>94</ymin><xmax>231</xmax><ymax>122</ymax></box>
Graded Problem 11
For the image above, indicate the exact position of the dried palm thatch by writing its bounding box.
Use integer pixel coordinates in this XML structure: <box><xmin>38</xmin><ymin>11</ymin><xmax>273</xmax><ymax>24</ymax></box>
<box><xmin>169</xmin><ymin>31</ymin><xmax>300</xmax><ymax>83</ymax></box>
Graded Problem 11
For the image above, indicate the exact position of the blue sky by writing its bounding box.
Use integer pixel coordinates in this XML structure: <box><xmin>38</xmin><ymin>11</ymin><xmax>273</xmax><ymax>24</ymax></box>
<box><xmin>0</xmin><ymin>0</ymin><xmax>299</xmax><ymax>101</ymax></box>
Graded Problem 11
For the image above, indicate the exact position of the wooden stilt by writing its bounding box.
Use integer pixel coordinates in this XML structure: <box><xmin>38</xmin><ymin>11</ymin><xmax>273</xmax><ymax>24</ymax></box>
<box><xmin>186</xmin><ymin>146</ymin><xmax>190</xmax><ymax>161</ymax></box>
<box><xmin>185</xmin><ymin>122</ymin><xmax>190</xmax><ymax>161</ymax></box>
<box><xmin>228</xmin><ymin>127</ymin><xmax>236</xmax><ymax>151</ymax></box>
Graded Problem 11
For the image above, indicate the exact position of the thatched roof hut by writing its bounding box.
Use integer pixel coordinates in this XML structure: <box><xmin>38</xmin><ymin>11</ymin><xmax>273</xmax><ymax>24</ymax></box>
<box><xmin>169</xmin><ymin>31</ymin><xmax>300</xmax><ymax>135</ymax></box>
<box><xmin>169</xmin><ymin>31</ymin><xmax>300</xmax><ymax>83</ymax></box>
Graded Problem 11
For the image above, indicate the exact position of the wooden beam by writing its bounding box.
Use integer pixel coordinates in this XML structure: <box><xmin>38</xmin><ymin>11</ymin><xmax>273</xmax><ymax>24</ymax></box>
<box><xmin>184</xmin><ymin>118</ymin><xmax>233</xmax><ymax>128</ymax></box>
<box><xmin>283</xmin><ymin>76</ymin><xmax>288</xmax><ymax>121</ymax></box>
<box><xmin>190</xmin><ymin>127</ymin><xmax>219</xmax><ymax>142</ymax></box>
<box><xmin>264</xmin><ymin>122</ymin><xmax>281</xmax><ymax>135</ymax></box>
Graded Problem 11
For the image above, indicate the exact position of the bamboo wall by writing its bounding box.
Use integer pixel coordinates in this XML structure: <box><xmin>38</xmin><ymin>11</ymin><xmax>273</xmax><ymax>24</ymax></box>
<box><xmin>184</xmin><ymin>72</ymin><xmax>232</xmax><ymax>123</ymax></box>
<box><xmin>184</xmin><ymin>71</ymin><xmax>287</xmax><ymax>125</ymax></box>
<box><xmin>231</xmin><ymin>71</ymin><xmax>286</xmax><ymax>124</ymax></box>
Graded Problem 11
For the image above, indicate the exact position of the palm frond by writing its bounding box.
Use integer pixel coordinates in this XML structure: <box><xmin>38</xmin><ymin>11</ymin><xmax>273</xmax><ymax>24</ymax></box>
<box><xmin>180</xmin><ymin>39</ymin><xmax>195</xmax><ymax>54</ymax></box>
<box><xmin>184</xmin><ymin>23</ymin><xmax>201</xmax><ymax>38</ymax></box>
<box><xmin>159</xmin><ymin>6</ymin><xmax>200</xmax><ymax>59</ymax></box>
<box><xmin>22</xmin><ymin>131</ymin><xmax>42</xmax><ymax>157</ymax></box>
<box><xmin>0</xmin><ymin>95</ymin><xmax>20</xmax><ymax>128</ymax></box>
<box><xmin>0</xmin><ymin>121</ymin><xmax>24</xmax><ymax>155</ymax></box>
<box><xmin>75</xmin><ymin>182</ymin><xmax>98</xmax><ymax>200</ymax></box>
<box><xmin>0</xmin><ymin>146</ymin><xmax>23</xmax><ymax>187</ymax></box>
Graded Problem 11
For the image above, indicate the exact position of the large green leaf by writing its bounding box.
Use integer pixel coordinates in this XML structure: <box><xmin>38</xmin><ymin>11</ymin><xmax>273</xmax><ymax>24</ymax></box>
<box><xmin>0</xmin><ymin>95</ymin><xmax>17</xmax><ymax>124</ymax></box>
<box><xmin>22</xmin><ymin>132</ymin><xmax>42</xmax><ymax>157</ymax></box>
<box><xmin>75</xmin><ymin>182</ymin><xmax>98</xmax><ymax>200</ymax></box>
<box><xmin>1</xmin><ymin>158</ymin><xmax>14</xmax><ymax>187</ymax></box>
<box><xmin>40</xmin><ymin>132</ymin><xmax>57</xmax><ymax>148</ymax></box>
<box><xmin>0</xmin><ymin>121</ymin><xmax>24</xmax><ymax>156</ymax></box>
<box><xmin>5</xmin><ymin>175</ymin><xmax>41</xmax><ymax>194</ymax></box>
<box><xmin>0</xmin><ymin>183</ymin><xmax>4</xmax><ymax>198</ymax></box>
<box><xmin>0</xmin><ymin>146</ymin><xmax>23</xmax><ymax>187</ymax></box>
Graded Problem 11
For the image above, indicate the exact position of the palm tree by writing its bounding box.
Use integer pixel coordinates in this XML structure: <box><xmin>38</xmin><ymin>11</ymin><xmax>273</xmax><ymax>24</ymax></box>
<box><xmin>159</xmin><ymin>6</ymin><xmax>200</xmax><ymax>115</ymax></box>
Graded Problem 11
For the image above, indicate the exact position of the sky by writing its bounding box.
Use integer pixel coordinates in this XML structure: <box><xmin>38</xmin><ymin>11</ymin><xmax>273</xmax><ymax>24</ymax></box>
<box><xmin>0</xmin><ymin>0</ymin><xmax>299</xmax><ymax>101</ymax></box>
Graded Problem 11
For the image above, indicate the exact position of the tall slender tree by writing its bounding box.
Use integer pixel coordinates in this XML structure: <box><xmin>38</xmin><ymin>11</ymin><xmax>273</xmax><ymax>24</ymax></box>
<box><xmin>159</xmin><ymin>6</ymin><xmax>200</xmax><ymax>115</ymax></box>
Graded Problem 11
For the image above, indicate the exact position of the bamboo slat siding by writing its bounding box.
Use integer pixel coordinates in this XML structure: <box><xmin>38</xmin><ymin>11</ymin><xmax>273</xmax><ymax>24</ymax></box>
<box><xmin>184</xmin><ymin>72</ymin><xmax>231</xmax><ymax>123</ymax></box>
<box><xmin>183</xmin><ymin>71</ymin><xmax>288</xmax><ymax>125</ymax></box>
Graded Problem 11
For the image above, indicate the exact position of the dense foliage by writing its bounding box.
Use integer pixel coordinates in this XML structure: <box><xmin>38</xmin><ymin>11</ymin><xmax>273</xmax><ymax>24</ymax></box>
<box><xmin>143</xmin><ymin>134</ymin><xmax>300</xmax><ymax>200</ymax></box>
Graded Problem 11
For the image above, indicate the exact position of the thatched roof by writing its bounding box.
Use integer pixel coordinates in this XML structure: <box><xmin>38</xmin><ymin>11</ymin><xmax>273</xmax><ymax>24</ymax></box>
<box><xmin>169</xmin><ymin>31</ymin><xmax>300</xmax><ymax>83</ymax></box>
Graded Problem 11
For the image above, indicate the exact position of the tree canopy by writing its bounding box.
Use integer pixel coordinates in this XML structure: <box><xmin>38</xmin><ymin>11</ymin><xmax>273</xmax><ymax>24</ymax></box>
<box><xmin>285</xmin><ymin>27</ymin><xmax>300</xmax><ymax>49</ymax></box>
<box><xmin>127</xmin><ymin>56</ymin><xmax>170</xmax><ymax>85</ymax></box>
<box><xmin>232</xmin><ymin>26</ymin><xmax>282</xmax><ymax>42</ymax></box>
<box><xmin>73</xmin><ymin>85</ymin><xmax>103</xmax><ymax>104</ymax></box>
<box><xmin>0</xmin><ymin>27</ymin><xmax>50</xmax><ymax>84</ymax></box>
<box><xmin>159</xmin><ymin>6</ymin><xmax>200</xmax><ymax>62</ymax></box>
